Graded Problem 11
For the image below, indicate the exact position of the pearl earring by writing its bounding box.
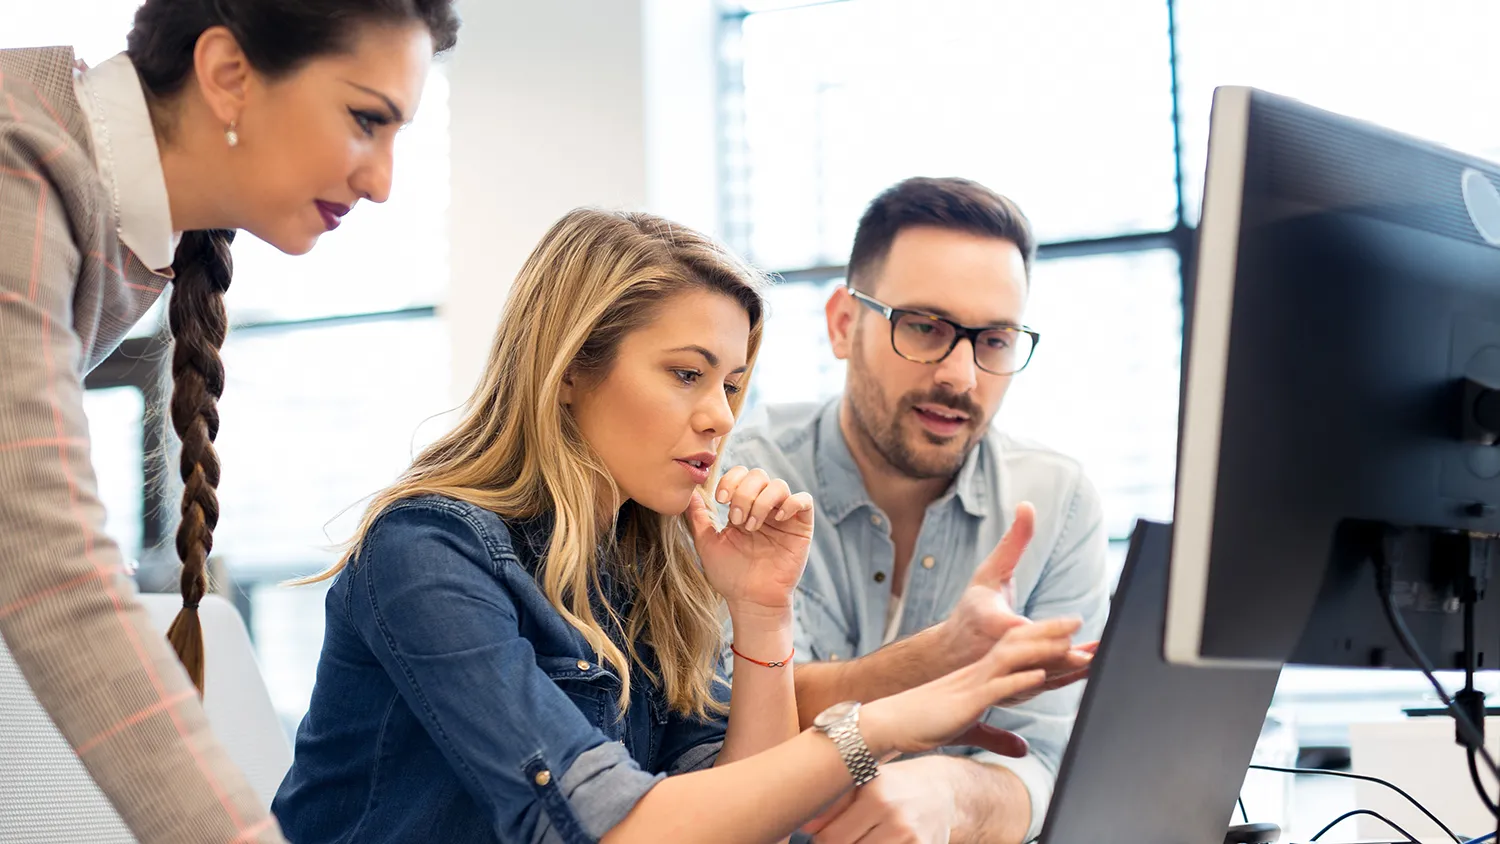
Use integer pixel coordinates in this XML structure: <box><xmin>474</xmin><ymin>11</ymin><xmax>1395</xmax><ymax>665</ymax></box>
<box><xmin>225</xmin><ymin>121</ymin><xmax>239</xmax><ymax>148</ymax></box>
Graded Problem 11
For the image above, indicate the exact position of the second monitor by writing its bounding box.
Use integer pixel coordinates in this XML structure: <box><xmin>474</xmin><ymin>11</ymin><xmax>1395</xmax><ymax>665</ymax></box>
<box><xmin>1165</xmin><ymin>86</ymin><xmax>1500</xmax><ymax>673</ymax></box>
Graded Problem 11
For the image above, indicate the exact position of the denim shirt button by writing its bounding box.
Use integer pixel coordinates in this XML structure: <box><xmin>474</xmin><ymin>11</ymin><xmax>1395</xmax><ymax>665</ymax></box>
<box><xmin>576</xmin><ymin>660</ymin><xmax>590</xmax><ymax>671</ymax></box>
<box><xmin>921</xmin><ymin>555</ymin><xmax>936</xmax><ymax>570</ymax></box>
<box><xmin>534</xmin><ymin>770</ymin><xmax>552</xmax><ymax>787</ymax></box>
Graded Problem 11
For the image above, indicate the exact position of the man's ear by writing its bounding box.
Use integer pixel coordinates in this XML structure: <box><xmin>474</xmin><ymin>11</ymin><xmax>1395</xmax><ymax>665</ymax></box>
<box><xmin>826</xmin><ymin>286</ymin><xmax>858</xmax><ymax>361</ymax></box>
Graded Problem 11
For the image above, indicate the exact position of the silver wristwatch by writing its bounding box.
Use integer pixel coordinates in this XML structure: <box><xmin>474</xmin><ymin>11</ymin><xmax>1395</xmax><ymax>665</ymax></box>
<box><xmin>812</xmin><ymin>701</ymin><xmax>880</xmax><ymax>786</ymax></box>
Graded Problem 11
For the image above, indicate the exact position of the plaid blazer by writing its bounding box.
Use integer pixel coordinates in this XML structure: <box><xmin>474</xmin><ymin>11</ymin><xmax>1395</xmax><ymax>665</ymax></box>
<box><xmin>0</xmin><ymin>46</ymin><xmax>284</xmax><ymax>843</ymax></box>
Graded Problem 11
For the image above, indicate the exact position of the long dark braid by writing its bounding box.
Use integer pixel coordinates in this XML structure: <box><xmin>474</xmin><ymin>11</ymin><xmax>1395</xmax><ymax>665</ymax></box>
<box><xmin>164</xmin><ymin>229</ymin><xmax>234</xmax><ymax>695</ymax></box>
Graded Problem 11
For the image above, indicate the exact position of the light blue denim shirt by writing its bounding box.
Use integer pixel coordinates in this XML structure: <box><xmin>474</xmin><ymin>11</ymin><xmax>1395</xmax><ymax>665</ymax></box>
<box><xmin>725</xmin><ymin>399</ymin><xmax>1109</xmax><ymax>842</ymax></box>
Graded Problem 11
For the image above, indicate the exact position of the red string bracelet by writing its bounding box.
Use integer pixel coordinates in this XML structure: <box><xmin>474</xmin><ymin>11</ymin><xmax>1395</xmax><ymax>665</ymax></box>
<box><xmin>730</xmin><ymin>643</ymin><xmax>794</xmax><ymax>669</ymax></box>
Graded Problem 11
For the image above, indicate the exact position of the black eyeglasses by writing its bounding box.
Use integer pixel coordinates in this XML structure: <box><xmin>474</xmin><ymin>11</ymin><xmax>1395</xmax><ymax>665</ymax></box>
<box><xmin>847</xmin><ymin>286</ymin><xmax>1040</xmax><ymax>376</ymax></box>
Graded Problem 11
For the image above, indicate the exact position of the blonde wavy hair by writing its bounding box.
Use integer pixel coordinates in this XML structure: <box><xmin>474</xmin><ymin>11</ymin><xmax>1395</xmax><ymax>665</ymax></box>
<box><xmin>300</xmin><ymin>208</ymin><xmax>766</xmax><ymax>718</ymax></box>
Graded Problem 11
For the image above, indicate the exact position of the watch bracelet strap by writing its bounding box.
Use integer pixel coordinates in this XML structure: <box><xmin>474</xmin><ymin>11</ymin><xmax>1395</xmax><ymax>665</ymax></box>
<box><xmin>828</xmin><ymin>721</ymin><xmax>880</xmax><ymax>786</ymax></box>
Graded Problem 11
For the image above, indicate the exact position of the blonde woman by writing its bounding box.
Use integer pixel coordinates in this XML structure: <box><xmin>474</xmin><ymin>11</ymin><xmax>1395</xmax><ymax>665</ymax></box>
<box><xmin>273</xmin><ymin>209</ymin><xmax>1081</xmax><ymax>844</ymax></box>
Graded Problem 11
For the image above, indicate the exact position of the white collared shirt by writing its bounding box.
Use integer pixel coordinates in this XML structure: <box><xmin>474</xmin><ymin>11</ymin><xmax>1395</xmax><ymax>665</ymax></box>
<box><xmin>72</xmin><ymin>52</ymin><xmax>179</xmax><ymax>273</ymax></box>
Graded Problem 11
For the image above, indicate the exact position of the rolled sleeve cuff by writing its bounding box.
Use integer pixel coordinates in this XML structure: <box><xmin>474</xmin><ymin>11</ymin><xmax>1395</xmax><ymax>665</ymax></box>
<box><xmin>530</xmin><ymin>742</ymin><xmax>663</xmax><ymax>844</ymax></box>
<box><xmin>970</xmin><ymin>750</ymin><xmax>1055</xmax><ymax>843</ymax></box>
<box><xmin>666</xmin><ymin>740</ymin><xmax>724</xmax><ymax>775</ymax></box>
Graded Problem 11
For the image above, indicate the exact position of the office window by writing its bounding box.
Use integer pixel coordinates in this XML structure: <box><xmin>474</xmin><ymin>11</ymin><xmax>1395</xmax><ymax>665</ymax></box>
<box><xmin>213</xmin><ymin>318</ymin><xmax>453</xmax><ymax>572</ymax></box>
<box><xmin>2</xmin><ymin>0</ymin><xmax>140</xmax><ymax>63</ymax></box>
<box><xmin>751</xmin><ymin>277</ymin><xmax>846</xmax><ymax>408</ymax></box>
<box><xmin>1174</xmin><ymin>0</ymin><xmax>1500</xmax><ymax>223</ymax></box>
<box><xmin>80</xmin><ymin>387</ymin><xmax>145</xmax><ymax>560</ymax></box>
<box><xmin>109</xmin><ymin>318</ymin><xmax>454</xmax><ymax>727</ymax></box>
<box><xmin>120</xmin><ymin>316</ymin><xmax>454</xmax><ymax>724</ymax></box>
<box><xmin>248</xmin><ymin>580</ymin><xmax>333</xmax><ymax>732</ymax></box>
<box><xmin>727</xmin><ymin>0</ymin><xmax>1185</xmax><ymax>548</ymax></box>
<box><xmin>725</xmin><ymin>0</ymin><xmax>1500</xmax><ymax>754</ymax></box>
<box><xmin>728</xmin><ymin>0</ymin><xmax>1179</xmax><ymax>270</ymax></box>
<box><xmin>1003</xmin><ymin>250</ymin><xmax>1181</xmax><ymax>540</ymax></box>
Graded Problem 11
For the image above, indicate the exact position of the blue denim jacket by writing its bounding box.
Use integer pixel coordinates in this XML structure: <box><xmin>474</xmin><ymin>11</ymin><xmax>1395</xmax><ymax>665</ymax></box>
<box><xmin>725</xmin><ymin>400</ymin><xmax>1109</xmax><ymax>843</ymax></box>
<box><xmin>273</xmin><ymin>496</ymin><xmax>728</xmax><ymax>844</ymax></box>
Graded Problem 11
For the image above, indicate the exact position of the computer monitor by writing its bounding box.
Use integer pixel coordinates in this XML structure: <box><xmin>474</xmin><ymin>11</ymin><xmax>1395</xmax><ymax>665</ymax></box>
<box><xmin>1165</xmin><ymin>86</ymin><xmax>1500</xmax><ymax>672</ymax></box>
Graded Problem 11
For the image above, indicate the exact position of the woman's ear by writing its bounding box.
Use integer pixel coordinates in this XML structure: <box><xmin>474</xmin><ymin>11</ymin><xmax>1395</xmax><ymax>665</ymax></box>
<box><xmin>193</xmin><ymin>26</ymin><xmax>252</xmax><ymax>128</ymax></box>
<box><xmin>559</xmin><ymin>371</ymin><xmax>575</xmax><ymax>407</ymax></box>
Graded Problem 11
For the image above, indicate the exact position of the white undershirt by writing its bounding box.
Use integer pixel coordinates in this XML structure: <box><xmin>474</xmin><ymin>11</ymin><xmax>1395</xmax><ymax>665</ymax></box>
<box><xmin>883</xmin><ymin>587</ymin><xmax>907</xmax><ymax>645</ymax></box>
<box><xmin>73</xmin><ymin>52</ymin><xmax>179</xmax><ymax>272</ymax></box>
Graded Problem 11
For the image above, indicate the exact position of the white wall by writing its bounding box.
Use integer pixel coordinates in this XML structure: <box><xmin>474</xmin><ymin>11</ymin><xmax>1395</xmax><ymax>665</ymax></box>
<box><xmin>444</xmin><ymin>0</ymin><xmax>719</xmax><ymax>404</ymax></box>
<box><xmin>642</xmin><ymin>0</ymin><xmax>722</xmax><ymax>237</ymax></box>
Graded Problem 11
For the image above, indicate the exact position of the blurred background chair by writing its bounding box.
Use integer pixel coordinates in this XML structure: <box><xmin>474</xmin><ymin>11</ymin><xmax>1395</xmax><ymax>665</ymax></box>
<box><xmin>0</xmin><ymin>593</ymin><xmax>290</xmax><ymax>842</ymax></box>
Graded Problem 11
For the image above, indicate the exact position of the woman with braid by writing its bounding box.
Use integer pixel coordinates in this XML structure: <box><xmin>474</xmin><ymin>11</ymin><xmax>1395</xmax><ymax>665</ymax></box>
<box><xmin>0</xmin><ymin>2</ymin><xmax>458</xmax><ymax>842</ymax></box>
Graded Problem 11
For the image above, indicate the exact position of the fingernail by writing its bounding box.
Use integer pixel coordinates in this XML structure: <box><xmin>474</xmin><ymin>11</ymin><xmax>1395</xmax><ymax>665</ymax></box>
<box><xmin>717</xmin><ymin>490</ymin><xmax>730</xmax><ymax>503</ymax></box>
<box><xmin>746</xmin><ymin>517</ymin><xmax>759</xmax><ymax>532</ymax></box>
<box><xmin>730</xmin><ymin>507</ymin><xmax>743</xmax><ymax>525</ymax></box>
<box><xmin>776</xmin><ymin>509</ymin><xmax>790</xmax><ymax>521</ymax></box>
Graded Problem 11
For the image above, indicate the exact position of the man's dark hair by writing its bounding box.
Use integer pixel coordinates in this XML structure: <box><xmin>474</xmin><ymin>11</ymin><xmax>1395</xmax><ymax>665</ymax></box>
<box><xmin>847</xmin><ymin>176</ymin><xmax>1036</xmax><ymax>291</ymax></box>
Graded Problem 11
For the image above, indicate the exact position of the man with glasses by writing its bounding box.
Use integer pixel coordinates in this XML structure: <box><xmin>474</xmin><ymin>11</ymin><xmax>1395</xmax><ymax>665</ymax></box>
<box><xmin>725</xmin><ymin>177</ymin><xmax>1107</xmax><ymax>844</ymax></box>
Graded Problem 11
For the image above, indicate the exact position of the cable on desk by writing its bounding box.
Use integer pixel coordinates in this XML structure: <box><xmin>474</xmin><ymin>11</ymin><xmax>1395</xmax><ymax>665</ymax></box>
<box><xmin>1248</xmin><ymin>764</ymin><xmax>1463</xmax><ymax>843</ymax></box>
<box><xmin>1378</xmin><ymin>587</ymin><xmax>1500</xmax><ymax>780</ymax></box>
<box><xmin>1373</xmin><ymin>544</ymin><xmax>1500</xmax><ymax>843</ymax></box>
<box><xmin>1469</xmin><ymin>746</ymin><xmax>1498</xmax><ymax>816</ymax></box>
<box><xmin>1309</xmin><ymin>808</ymin><xmax>1417</xmax><ymax>842</ymax></box>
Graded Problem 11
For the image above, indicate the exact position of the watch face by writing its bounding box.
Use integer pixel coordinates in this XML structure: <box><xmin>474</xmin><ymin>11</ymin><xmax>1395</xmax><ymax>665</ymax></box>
<box><xmin>814</xmin><ymin>700</ymin><xmax>858</xmax><ymax>729</ymax></box>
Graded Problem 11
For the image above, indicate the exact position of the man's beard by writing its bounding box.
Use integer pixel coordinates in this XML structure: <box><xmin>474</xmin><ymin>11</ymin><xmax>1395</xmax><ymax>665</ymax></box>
<box><xmin>845</xmin><ymin>357</ymin><xmax>985</xmax><ymax>480</ymax></box>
